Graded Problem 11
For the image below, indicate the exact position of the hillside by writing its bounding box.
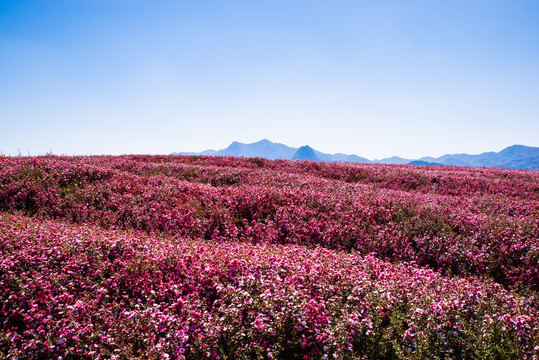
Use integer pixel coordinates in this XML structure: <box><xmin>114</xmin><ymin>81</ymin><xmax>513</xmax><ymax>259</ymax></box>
<box><xmin>1</xmin><ymin>155</ymin><xmax>538</xmax><ymax>359</ymax></box>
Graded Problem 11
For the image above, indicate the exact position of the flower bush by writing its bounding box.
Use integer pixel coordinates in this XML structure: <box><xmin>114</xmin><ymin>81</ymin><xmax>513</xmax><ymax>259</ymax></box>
<box><xmin>1</xmin><ymin>156</ymin><xmax>538</xmax><ymax>291</ymax></box>
<box><xmin>1</xmin><ymin>154</ymin><xmax>539</xmax><ymax>358</ymax></box>
<box><xmin>1</xmin><ymin>214</ymin><xmax>537</xmax><ymax>359</ymax></box>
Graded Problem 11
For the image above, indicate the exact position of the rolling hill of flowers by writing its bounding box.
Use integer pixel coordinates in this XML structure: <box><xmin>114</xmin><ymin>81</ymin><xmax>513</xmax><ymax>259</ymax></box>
<box><xmin>1</xmin><ymin>155</ymin><xmax>538</xmax><ymax>359</ymax></box>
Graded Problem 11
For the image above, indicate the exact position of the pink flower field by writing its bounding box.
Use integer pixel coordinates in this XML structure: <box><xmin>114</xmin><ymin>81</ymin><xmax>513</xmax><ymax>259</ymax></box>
<box><xmin>1</xmin><ymin>155</ymin><xmax>538</xmax><ymax>359</ymax></box>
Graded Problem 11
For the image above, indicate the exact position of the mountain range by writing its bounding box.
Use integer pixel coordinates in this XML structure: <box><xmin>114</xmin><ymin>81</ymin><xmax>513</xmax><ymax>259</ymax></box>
<box><xmin>174</xmin><ymin>139</ymin><xmax>539</xmax><ymax>171</ymax></box>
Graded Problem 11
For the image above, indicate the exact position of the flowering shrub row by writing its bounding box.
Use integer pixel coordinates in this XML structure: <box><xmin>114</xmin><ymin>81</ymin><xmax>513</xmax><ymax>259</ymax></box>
<box><xmin>81</xmin><ymin>154</ymin><xmax>539</xmax><ymax>200</ymax></box>
<box><xmin>1</xmin><ymin>214</ymin><xmax>538</xmax><ymax>359</ymax></box>
<box><xmin>1</xmin><ymin>155</ymin><xmax>538</xmax><ymax>292</ymax></box>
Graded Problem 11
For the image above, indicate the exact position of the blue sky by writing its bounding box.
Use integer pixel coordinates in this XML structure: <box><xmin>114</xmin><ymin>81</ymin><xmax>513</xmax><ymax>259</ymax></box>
<box><xmin>1</xmin><ymin>0</ymin><xmax>538</xmax><ymax>159</ymax></box>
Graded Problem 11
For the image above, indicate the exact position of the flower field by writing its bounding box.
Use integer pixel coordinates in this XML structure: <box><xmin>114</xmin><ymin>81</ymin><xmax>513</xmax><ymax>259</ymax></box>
<box><xmin>1</xmin><ymin>155</ymin><xmax>538</xmax><ymax>359</ymax></box>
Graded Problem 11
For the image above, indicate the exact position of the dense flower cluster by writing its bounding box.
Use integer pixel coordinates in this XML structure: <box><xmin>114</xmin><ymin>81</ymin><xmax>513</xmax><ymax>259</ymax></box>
<box><xmin>1</xmin><ymin>155</ymin><xmax>539</xmax><ymax>358</ymax></box>
<box><xmin>1</xmin><ymin>155</ymin><xmax>538</xmax><ymax>290</ymax></box>
<box><xmin>1</xmin><ymin>214</ymin><xmax>537</xmax><ymax>359</ymax></box>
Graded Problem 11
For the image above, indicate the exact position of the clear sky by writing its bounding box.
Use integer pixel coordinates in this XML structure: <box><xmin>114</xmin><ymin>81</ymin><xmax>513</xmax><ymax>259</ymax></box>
<box><xmin>1</xmin><ymin>0</ymin><xmax>538</xmax><ymax>159</ymax></box>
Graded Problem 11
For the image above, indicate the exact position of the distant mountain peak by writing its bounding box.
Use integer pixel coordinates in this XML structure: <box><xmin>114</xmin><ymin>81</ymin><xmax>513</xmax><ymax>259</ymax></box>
<box><xmin>226</xmin><ymin>141</ymin><xmax>243</xmax><ymax>153</ymax></box>
<box><xmin>499</xmin><ymin>144</ymin><xmax>538</xmax><ymax>158</ymax></box>
<box><xmin>292</xmin><ymin>145</ymin><xmax>321</xmax><ymax>162</ymax></box>
<box><xmin>173</xmin><ymin>140</ymin><xmax>539</xmax><ymax>170</ymax></box>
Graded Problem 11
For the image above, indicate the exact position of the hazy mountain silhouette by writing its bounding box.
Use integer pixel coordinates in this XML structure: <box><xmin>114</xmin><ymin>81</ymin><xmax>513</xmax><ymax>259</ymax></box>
<box><xmin>372</xmin><ymin>156</ymin><xmax>413</xmax><ymax>165</ymax></box>
<box><xmin>174</xmin><ymin>140</ymin><xmax>539</xmax><ymax>170</ymax></box>
<box><xmin>178</xmin><ymin>139</ymin><xmax>296</xmax><ymax>159</ymax></box>
<box><xmin>407</xmin><ymin>160</ymin><xmax>445</xmax><ymax>166</ymax></box>
<box><xmin>292</xmin><ymin>146</ymin><xmax>321</xmax><ymax>162</ymax></box>
<box><xmin>418</xmin><ymin>145</ymin><xmax>539</xmax><ymax>170</ymax></box>
<box><xmin>175</xmin><ymin>139</ymin><xmax>370</xmax><ymax>163</ymax></box>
